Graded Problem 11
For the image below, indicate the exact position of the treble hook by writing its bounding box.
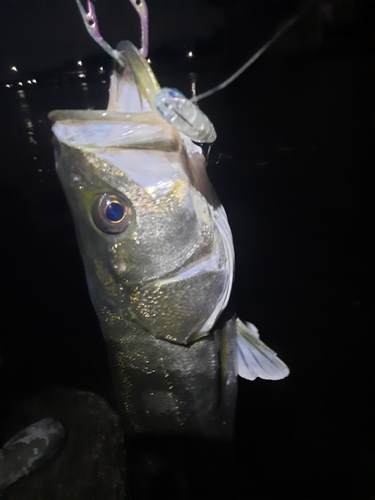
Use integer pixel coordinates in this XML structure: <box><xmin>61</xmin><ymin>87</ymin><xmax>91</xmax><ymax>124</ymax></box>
<box><xmin>128</xmin><ymin>0</ymin><xmax>149</xmax><ymax>57</ymax></box>
<box><xmin>75</xmin><ymin>0</ymin><xmax>149</xmax><ymax>64</ymax></box>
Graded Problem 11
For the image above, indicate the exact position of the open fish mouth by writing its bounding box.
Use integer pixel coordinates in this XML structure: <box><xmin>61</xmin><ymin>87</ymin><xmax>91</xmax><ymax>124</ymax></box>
<box><xmin>49</xmin><ymin>42</ymin><xmax>183</xmax><ymax>154</ymax></box>
<box><xmin>49</xmin><ymin>110</ymin><xmax>180</xmax><ymax>153</ymax></box>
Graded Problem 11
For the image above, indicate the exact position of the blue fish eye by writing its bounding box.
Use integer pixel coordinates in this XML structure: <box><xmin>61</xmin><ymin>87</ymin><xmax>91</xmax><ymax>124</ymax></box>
<box><xmin>92</xmin><ymin>193</ymin><xmax>132</xmax><ymax>234</ymax></box>
<box><xmin>106</xmin><ymin>202</ymin><xmax>125</xmax><ymax>223</ymax></box>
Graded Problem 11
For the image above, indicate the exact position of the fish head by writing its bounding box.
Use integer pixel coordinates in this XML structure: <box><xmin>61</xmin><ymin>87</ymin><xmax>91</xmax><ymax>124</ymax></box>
<box><xmin>50</xmin><ymin>42</ymin><xmax>233</xmax><ymax>345</ymax></box>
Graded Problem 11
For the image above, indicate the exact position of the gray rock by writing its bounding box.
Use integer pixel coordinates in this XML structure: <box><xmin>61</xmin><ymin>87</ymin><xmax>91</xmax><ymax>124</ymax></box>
<box><xmin>0</xmin><ymin>387</ymin><xmax>127</xmax><ymax>499</ymax></box>
<box><xmin>0</xmin><ymin>418</ymin><xmax>65</xmax><ymax>492</ymax></box>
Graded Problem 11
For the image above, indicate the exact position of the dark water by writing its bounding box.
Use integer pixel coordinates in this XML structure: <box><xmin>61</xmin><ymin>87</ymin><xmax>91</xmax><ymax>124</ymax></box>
<box><xmin>1</xmin><ymin>4</ymin><xmax>374</xmax><ymax>500</ymax></box>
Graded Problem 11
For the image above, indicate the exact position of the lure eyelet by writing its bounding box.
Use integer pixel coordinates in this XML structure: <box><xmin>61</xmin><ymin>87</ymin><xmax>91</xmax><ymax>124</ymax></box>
<box><xmin>92</xmin><ymin>193</ymin><xmax>132</xmax><ymax>234</ymax></box>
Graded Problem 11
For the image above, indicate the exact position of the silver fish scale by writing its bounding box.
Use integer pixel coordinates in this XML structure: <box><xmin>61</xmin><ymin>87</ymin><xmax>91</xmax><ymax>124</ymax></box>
<box><xmin>51</xmin><ymin>99</ymin><xmax>235</xmax><ymax>438</ymax></box>
<box><xmin>105</xmin><ymin>317</ymin><xmax>237</xmax><ymax>438</ymax></box>
<box><xmin>89</xmin><ymin>152</ymin><xmax>218</xmax><ymax>283</ymax></box>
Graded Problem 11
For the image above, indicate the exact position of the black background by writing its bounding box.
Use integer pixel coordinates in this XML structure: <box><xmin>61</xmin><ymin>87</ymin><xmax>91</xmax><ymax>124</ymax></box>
<box><xmin>0</xmin><ymin>1</ymin><xmax>374</xmax><ymax>498</ymax></box>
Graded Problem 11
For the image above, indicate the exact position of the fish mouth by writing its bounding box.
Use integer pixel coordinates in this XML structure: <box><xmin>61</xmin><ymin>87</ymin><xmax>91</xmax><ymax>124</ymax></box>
<box><xmin>49</xmin><ymin>42</ymin><xmax>180</xmax><ymax>151</ymax></box>
<box><xmin>48</xmin><ymin>110</ymin><xmax>180</xmax><ymax>152</ymax></box>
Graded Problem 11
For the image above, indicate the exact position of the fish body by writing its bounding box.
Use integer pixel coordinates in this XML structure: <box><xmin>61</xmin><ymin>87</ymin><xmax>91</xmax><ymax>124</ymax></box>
<box><xmin>50</xmin><ymin>41</ymin><xmax>288</xmax><ymax>439</ymax></box>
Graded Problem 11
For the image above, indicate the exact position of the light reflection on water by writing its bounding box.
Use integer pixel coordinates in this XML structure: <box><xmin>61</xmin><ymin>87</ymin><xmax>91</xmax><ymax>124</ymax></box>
<box><xmin>1</xmin><ymin>74</ymin><xmax>117</xmax><ymax>193</ymax></box>
<box><xmin>17</xmin><ymin>89</ymin><xmax>38</xmax><ymax>145</ymax></box>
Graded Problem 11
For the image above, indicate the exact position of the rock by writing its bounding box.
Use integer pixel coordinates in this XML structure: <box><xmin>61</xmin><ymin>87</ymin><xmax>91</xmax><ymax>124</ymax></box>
<box><xmin>0</xmin><ymin>417</ymin><xmax>66</xmax><ymax>492</ymax></box>
<box><xmin>0</xmin><ymin>387</ymin><xmax>126</xmax><ymax>499</ymax></box>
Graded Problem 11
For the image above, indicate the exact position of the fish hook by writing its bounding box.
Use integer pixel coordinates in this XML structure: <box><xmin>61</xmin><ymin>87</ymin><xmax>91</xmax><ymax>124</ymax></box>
<box><xmin>127</xmin><ymin>0</ymin><xmax>149</xmax><ymax>57</ymax></box>
<box><xmin>75</xmin><ymin>0</ymin><xmax>149</xmax><ymax>65</ymax></box>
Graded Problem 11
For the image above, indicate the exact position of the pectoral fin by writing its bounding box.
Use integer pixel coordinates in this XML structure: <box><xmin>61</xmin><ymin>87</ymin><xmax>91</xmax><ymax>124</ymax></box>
<box><xmin>236</xmin><ymin>319</ymin><xmax>290</xmax><ymax>381</ymax></box>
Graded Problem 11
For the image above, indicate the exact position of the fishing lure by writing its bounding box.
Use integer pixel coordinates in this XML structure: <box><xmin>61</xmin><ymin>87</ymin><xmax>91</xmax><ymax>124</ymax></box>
<box><xmin>75</xmin><ymin>0</ymin><xmax>297</xmax><ymax>143</ymax></box>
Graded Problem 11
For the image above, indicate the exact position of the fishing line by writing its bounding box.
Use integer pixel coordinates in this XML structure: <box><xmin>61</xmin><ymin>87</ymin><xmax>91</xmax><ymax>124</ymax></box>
<box><xmin>155</xmin><ymin>14</ymin><xmax>299</xmax><ymax>143</ymax></box>
<box><xmin>192</xmin><ymin>14</ymin><xmax>299</xmax><ymax>102</ymax></box>
<box><xmin>75</xmin><ymin>0</ymin><xmax>299</xmax><ymax>144</ymax></box>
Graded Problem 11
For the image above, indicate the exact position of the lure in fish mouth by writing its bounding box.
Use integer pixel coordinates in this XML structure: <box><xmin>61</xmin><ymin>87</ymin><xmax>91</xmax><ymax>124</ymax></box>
<box><xmin>50</xmin><ymin>40</ymin><xmax>289</xmax><ymax>437</ymax></box>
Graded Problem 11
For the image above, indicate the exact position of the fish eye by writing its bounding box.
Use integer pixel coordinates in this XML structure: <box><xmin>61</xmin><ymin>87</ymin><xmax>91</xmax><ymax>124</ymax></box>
<box><xmin>92</xmin><ymin>193</ymin><xmax>132</xmax><ymax>234</ymax></box>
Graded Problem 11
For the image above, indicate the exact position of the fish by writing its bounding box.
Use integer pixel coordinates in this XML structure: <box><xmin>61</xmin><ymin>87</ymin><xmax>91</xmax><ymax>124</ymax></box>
<box><xmin>49</xmin><ymin>41</ymin><xmax>289</xmax><ymax>439</ymax></box>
